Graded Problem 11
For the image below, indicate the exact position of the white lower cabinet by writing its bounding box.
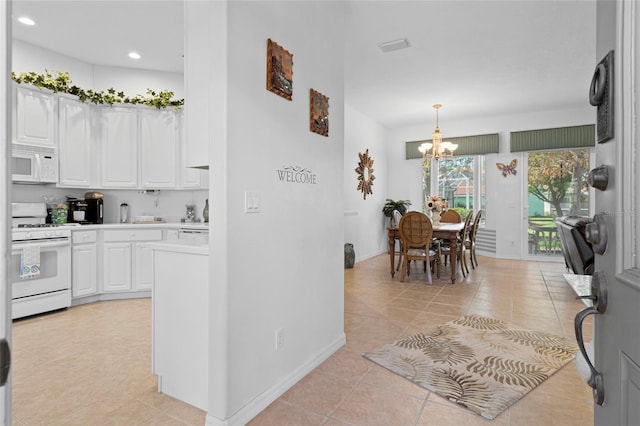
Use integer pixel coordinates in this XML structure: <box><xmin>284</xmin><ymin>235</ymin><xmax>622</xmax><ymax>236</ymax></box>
<box><xmin>72</xmin><ymin>230</ymin><xmax>98</xmax><ymax>297</ymax></box>
<box><xmin>103</xmin><ymin>242</ymin><xmax>132</xmax><ymax>292</ymax></box>
<box><xmin>72</xmin><ymin>227</ymin><xmax>186</xmax><ymax>300</ymax></box>
<box><xmin>102</xmin><ymin>229</ymin><xmax>162</xmax><ymax>293</ymax></box>
<box><xmin>134</xmin><ymin>242</ymin><xmax>154</xmax><ymax>290</ymax></box>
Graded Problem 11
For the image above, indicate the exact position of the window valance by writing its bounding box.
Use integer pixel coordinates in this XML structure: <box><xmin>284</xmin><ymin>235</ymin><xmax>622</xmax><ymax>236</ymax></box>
<box><xmin>405</xmin><ymin>133</ymin><xmax>499</xmax><ymax>160</ymax></box>
<box><xmin>510</xmin><ymin>124</ymin><xmax>595</xmax><ymax>152</ymax></box>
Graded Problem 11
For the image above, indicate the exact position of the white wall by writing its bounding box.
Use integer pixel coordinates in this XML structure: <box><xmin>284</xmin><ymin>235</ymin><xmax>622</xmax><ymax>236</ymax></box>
<box><xmin>344</xmin><ymin>104</ymin><xmax>389</xmax><ymax>261</ymax></box>
<box><xmin>204</xmin><ymin>1</ymin><xmax>346</xmax><ymax>423</ymax></box>
<box><xmin>12</xmin><ymin>40</ymin><xmax>183</xmax><ymax>101</ymax></box>
<box><xmin>11</xmin><ymin>184</ymin><xmax>207</xmax><ymax>223</ymax></box>
<box><xmin>12</xmin><ymin>40</ymin><xmax>94</xmax><ymax>88</ymax></box>
<box><xmin>93</xmin><ymin>65</ymin><xmax>184</xmax><ymax>100</ymax></box>
<box><xmin>386</xmin><ymin>106</ymin><xmax>594</xmax><ymax>259</ymax></box>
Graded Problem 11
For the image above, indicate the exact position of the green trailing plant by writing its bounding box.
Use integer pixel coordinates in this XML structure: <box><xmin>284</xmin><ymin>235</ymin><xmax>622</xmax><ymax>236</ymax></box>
<box><xmin>382</xmin><ymin>199</ymin><xmax>412</xmax><ymax>218</ymax></box>
<box><xmin>11</xmin><ymin>69</ymin><xmax>184</xmax><ymax>110</ymax></box>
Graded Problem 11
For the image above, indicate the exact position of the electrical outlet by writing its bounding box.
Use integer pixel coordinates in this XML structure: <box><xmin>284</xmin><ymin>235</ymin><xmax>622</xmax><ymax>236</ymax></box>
<box><xmin>275</xmin><ymin>328</ymin><xmax>284</xmax><ymax>351</ymax></box>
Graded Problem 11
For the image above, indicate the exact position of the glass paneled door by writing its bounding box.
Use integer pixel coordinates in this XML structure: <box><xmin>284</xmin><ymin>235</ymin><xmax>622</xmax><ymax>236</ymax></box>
<box><xmin>526</xmin><ymin>149</ymin><xmax>591</xmax><ymax>258</ymax></box>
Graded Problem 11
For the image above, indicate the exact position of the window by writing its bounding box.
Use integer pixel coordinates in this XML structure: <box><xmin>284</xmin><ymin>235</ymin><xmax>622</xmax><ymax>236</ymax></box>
<box><xmin>423</xmin><ymin>155</ymin><xmax>486</xmax><ymax>222</ymax></box>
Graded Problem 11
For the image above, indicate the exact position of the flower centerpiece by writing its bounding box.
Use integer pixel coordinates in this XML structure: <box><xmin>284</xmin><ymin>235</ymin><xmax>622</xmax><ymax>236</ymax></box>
<box><xmin>425</xmin><ymin>195</ymin><xmax>448</xmax><ymax>225</ymax></box>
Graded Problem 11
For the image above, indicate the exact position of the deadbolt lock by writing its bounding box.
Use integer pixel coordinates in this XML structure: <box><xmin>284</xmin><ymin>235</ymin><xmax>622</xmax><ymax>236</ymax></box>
<box><xmin>588</xmin><ymin>165</ymin><xmax>609</xmax><ymax>191</ymax></box>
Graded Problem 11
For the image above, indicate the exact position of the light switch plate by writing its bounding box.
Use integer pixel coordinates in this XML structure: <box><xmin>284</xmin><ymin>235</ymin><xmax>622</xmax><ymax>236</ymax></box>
<box><xmin>244</xmin><ymin>191</ymin><xmax>261</xmax><ymax>213</ymax></box>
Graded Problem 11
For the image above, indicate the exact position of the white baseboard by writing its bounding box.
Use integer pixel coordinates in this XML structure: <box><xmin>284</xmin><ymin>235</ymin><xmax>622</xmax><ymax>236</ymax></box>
<box><xmin>205</xmin><ymin>333</ymin><xmax>346</xmax><ymax>426</ymax></box>
<box><xmin>70</xmin><ymin>290</ymin><xmax>151</xmax><ymax>307</ymax></box>
<box><xmin>356</xmin><ymin>248</ymin><xmax>388</xmax><ymax>263</ymax></box>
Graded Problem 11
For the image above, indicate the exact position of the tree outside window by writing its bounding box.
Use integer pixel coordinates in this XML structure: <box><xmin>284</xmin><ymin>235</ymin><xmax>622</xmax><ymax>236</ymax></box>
<box><xmin>528</xmin><ymin>149</ymin><xmax>590</xmax><ymax>217</ymax></box>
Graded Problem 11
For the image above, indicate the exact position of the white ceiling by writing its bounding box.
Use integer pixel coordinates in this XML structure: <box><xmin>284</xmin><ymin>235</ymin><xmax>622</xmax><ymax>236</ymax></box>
<box><xmin>11</xmin><ymin>0</ymin><xmax>597</xmax><ymax>129</ymax></box>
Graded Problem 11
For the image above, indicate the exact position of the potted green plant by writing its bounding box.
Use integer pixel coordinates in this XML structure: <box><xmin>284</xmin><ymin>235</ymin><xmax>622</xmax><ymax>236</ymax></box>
<box><xmin>382</xmin><ymin>199</ymin><xmax>412</xmax><ymax>226</ymax></box>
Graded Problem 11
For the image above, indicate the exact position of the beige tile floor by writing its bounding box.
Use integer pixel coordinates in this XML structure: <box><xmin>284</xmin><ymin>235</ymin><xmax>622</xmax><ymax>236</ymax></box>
<box><xmin>10</xmin><ymin>254</ymin><xmax>594</xmax><ymax>425</ymax></box>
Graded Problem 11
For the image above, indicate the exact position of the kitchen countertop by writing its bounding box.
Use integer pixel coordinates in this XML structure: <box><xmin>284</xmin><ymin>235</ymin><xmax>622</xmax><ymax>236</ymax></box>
<box><xmin>67</xmin><ymin>222</ymin><xmax>209</xmax><ymax>230</ymax></box>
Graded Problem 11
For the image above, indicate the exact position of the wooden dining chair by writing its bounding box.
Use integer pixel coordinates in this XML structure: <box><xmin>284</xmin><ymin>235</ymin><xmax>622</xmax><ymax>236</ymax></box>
<box><xmin>465</xmin><ymin>210</ymin><xmax>482</xmax><ymax>269</ymax></box>
<box><xmin>437</xmin><ymin>209</ymin><xmax>461</xmax><ymax>266</ymax></box>
<box><xmin>440</xmin><ymin>209</ymin><xmax>461</xmax><ymax>223</ymax></box>
<box><xmin>440</xmin><ymin>211</ymin><xmax>473</xmax><ymax>277</ymax></box>
<box><xmin>398</xmin><ymin>211</ymin><xmax>440</xmax><ymax>284</ymax></box>
<box><xmin>393</xmin><ymin>209</ymin><xmax>404</xmax><ymax>271</ymax></box>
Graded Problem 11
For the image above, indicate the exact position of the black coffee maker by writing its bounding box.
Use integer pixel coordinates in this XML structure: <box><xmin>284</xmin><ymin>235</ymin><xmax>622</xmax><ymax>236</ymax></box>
<box><xmin>85</xmin><ymin>192</ymin><xmax>104</xmax><ymax>224</ymax></box>
<box><xmin>66</xmin><ymin>197</ymin><xmax>89</xmax><ymax>223</ymax></box>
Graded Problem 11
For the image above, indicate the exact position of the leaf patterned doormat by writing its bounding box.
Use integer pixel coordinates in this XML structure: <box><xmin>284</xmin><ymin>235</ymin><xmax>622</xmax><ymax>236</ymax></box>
<box><xmin>363</xmin><ymin>315</ymin><xmax>578</xmax><ymax>420</ymax></box>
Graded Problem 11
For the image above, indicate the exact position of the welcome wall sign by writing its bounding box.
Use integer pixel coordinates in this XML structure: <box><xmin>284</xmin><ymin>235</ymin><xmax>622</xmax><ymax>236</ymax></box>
<box><xmin>276</xmin><ymin>165</ymin><xmax>317</xmax><ymax>185</ymax></box>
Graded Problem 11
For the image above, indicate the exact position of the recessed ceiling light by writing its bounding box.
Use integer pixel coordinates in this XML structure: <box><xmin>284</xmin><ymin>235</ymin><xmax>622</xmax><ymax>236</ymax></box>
<box><xmin>378</xmin><ymin>38</ymin><xmax>410</xmax><ymax>53</ymax></box>
<box><xmin>18</xmin><ymin>16</ymin><xmax>36</xmax><ymax>26</ymax></box>
<box><xmin>128</xmin><ymin>51</ymin><xmax>141</xmax><ymax>60</ymax></box>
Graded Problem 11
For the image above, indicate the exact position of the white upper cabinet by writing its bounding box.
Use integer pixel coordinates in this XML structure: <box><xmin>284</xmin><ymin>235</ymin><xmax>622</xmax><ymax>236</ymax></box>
<box><xmin>177</xmin><ymin>110</ymin><xmax>204</xmax><ymax>188</ymax></box>
<box><xmin>13</xmin><ymin>85</ymin><xmax>56</xmax><ymax>147</ymax></box>
<box><xmin>58</xmin><ymin>96</ymin><xmax>92</xmax><ymax>187</ymax></box>
<box><xmin>139</xmin><ymin>108</ymin><xmax>177</xmax><ymax>188</ymax></box>
<box><xmin>101</xmin><ymin>106</ymin><xmax>138</xmax><ymax>188</ymax></box>
<box><xmin>12</xmin><ymin>84</ymin><xmax>196</xmax><ymax>190</ymax></box>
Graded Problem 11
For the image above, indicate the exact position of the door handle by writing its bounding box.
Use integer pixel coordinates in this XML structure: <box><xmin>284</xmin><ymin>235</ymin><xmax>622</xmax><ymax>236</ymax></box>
<box><xmin>589</xmin><ymin>50</ymin><xmax>614</xmax><ymax>143</ymax></box>
<box><xmin>589</xmin><ymin>63</ymin><xmax>607</xmax><ymax>106</ymax></box>
<box><xmin>574</xmin><ymin>271</ymin><xmax>607</xmax><ymax>406</ymax></box>
<box><xmin>0</xmin><ymin>338</ymin><xmax>10</xmax><ymax>387</ymax></box>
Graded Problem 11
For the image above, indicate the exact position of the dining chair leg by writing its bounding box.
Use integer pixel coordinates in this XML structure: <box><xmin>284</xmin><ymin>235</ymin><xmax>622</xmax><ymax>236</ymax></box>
<box><xmin>425</xmin><ymin>258</ymin><xmax>433</xmax><ymax>285</ymax></box>
<box><xmin>473</xmin><ymin>248</ymin><xmax>479</xmax><ymax>267</ymax></box>
<box><xmin>458</xmin><ymin>250</ymin><xmax>467</xmax><ymax>278</ymax></box>
<box><xmin>468</xmin><ymin>246</ymin><xmax>475</xmax><ymax>269</ymax></box>
<box><xmin>400</xmin><ymin>257</ymin><xmax>407</xmax><ymax>282</ymax></box>
<box><xmin>463</xmin><ymin>248</ymin><xmax>470</xmax><ymax>275</ymax></box>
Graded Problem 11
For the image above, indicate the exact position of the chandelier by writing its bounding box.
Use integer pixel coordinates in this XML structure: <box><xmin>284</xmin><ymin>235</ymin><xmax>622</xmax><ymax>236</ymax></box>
<box><xmin>418</xmin><ymin>104</ymin><xmax>458</xmax><ymax>160</ymax></box>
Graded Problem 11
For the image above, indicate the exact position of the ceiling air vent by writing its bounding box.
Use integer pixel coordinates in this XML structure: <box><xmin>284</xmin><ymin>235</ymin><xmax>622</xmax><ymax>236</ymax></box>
<box><xmin>378</xmin><ymin>38</ymin><xmax>410</xmax><ymax>53</ymax></box>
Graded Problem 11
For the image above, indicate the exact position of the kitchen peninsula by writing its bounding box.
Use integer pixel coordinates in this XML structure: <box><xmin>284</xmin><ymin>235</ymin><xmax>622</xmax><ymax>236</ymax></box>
<box><xmin>145</xmin><ymin>239</ymin><xmax>209</xmax><ymax>411</ymax></box>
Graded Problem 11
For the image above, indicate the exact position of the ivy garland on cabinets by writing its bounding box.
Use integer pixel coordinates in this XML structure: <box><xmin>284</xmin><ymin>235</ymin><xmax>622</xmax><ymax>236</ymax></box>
<box><xmin>11</xmin><ymin>69</ymin><xmax>184</xmax><ymax>110</ymax></box>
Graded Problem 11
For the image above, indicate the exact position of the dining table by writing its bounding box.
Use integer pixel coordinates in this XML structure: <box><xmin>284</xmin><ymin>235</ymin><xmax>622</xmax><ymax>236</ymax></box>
<box><xmin>387</xmin><ymin>221</ymin><xmax>465</xmax><ymax>284</ymax></box>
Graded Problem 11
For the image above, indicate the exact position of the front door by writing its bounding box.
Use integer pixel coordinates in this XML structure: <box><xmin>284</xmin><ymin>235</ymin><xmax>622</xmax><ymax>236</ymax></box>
<box><xmin>1</xmin><ymin>1</ymin><xmax>11</xmax><ymax>423</ymax></box>
<box><xmin>584</xmin><ymin>2</ymin><xmax>640</xmax><ymax>425</ymax></box>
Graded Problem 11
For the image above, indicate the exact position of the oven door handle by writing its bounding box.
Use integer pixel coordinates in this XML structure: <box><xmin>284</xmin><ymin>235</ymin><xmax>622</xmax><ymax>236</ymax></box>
<box><xmin>12</xmin><ymin>240</ymin><xmax>71</xmax><ymax>250</ymax></box>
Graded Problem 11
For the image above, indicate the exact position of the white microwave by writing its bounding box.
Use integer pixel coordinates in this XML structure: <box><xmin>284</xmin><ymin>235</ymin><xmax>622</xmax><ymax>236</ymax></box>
<box><xmin>12</xmin><ymin>144</ymin><xmax>58</xmax><ymax>183</ymax></box>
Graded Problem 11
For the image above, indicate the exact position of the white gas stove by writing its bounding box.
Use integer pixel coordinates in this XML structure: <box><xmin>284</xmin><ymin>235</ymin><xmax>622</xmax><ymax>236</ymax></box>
<box><xmin>10</xmin><ymin>203</ymin><xmax>72</xmax><ymax>319</ymax></box>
